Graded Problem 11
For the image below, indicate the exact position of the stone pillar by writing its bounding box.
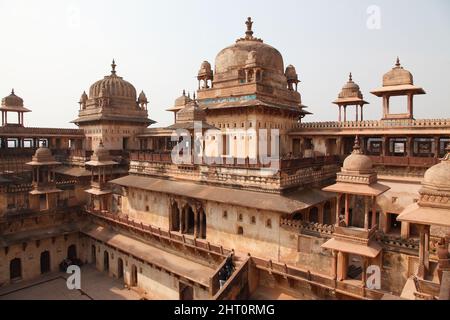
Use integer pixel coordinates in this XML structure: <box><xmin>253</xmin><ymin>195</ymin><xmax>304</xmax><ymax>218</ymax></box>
<box><xmin>304</xmin><ymin>208</ymin><xmax>311</xmax><ymax>223</ymax></box>
<box><xmin>371</xmin><ymin>196</ymin><xmax>377</xmax><ymax>229</ymax></box>
<box><xmin>345</xmin><ymin>194</ymin><xmax>350</xmax><ymax>226</ymax></box>
<box><xmin>343</xmin><ymin>106</ymin><xmax>347</xmax><ymax>122</ymax></box>
<box><xmin>406</xmin><ymin>137</ymin><xmax>413</xmax><ymax>157</ymax></box>
<box><xmin>338</xmin><ymin>106</ymin><xmax>342</xmax><ymax>122</ymax></box>
<box><xmin>407</xmin><ymin>93</ymin><xmax>414</xmax><ymax>119</ymax></box>
<box><xmin>382</xmin><ymin>137</ymin><xmax>388</xmax><ymax>156</ymax></box>
<box><xmin>179</xmin><ymin>208</ymin><xmax>184</xmax><ymax>233</ymax></box>
<box><xmin>434</xmin><ymin>136</ymin><xmax>440</xmax><ymax>158</ymax></box>
<box><xmin>364</xmin><ymin>196</ymin><xmax>369</xmax><ymax>230</ymax></box>
<box><xmin>332</xmin><ymin>251</ymin><xmax>338</xmax><ymax>280</ymax></box>
<box><xmin>355</xmin><ymin>104</ymin><xmax>359</xmax><ymax>122</ymax></box>
<box><xmin>335</xmin><ymin>194</ymin><xmax>341</xmax><ymax>226</ymax></box>
<box><xmin>362</xmin><ymin>257</ymin><xmax>368</xmax><ymax>287</ymax></box>
<box><xmin>193</xmin><ymin>207</ymin><xmax>198</xmax><ymax>238</ymax></box>
<box><xmin>360</xmin><ymin>105</ymin><xmax>364</xmax><ymax>121</ymax></box>
<box><xmin>200</xmin><ymin>210</ymin><xmax>205</xmax><ymax>238</ymax></box>
<box><xmin>337</xmin><ymin>251</ymin><xmax>346</xmax><ymax>281</ymax></box>
<box><xmin>418</xmin><ymin>224</ymin><xmax>429</xmax><ymax>279</ymax></box>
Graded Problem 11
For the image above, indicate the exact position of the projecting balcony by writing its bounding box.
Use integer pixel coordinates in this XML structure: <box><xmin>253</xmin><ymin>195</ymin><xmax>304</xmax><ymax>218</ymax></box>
<box><xmin>334</xmin><ymin>225</ymin><xmax>378</xmax><ymax>243</ymax></box>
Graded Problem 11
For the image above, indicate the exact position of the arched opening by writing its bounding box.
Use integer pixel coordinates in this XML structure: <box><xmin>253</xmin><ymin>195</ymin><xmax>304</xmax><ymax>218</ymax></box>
<box><xmin>103</xmin><ymin>251</ymin><xmax>109</xmax><ymax>272</ymax></box>
<box><xmin>117</xmin><ymin>258</ymin><xmax>124</xmax><ymax>279</ymax></box>
<box><xmin>179</xmin><ymin>283</ymin><xmax>194</xmax><ymax>300</ymax></box>
<box><xmin>237</xmin><ymin>226</ymin><xmax>244</xmax><ymax>235</ymax></box>
<box><xmin>131</xmin><ymin>264</ymin><xmax>138</xmax><ymax>287</ymax></box>
<box><xmin>200</xmin><ymin>209</ymin><xmax>207</xmax><ymax>239</ymax></box>
<box><xmin>309</xmin><ymin>207</ymin><xmax>319</xmax><ymax>223</ymax></box>
<box><xmin>171</xmin><ymin>202</ymin><xmax>180</xmax><ymax>232</ymax></box>
<box><xmin>40</xmin><ymin>251</ymin><xmax>51</xmax><ymax>274</ymax></box>
<box><xmin>186</xmin><ymin>206</ymin><xmax>195</xmax><ymax>235</ymax></box>
<box><xmin>67</xmin><ymin>244</ymin><xmax>77</xmax><ymax>260</ymax></box>
<box><xmin>324</xmin><ymin>202</ymin><xmax>332</xmax><ymax>225</ymax></box>
<box><xmin>10</xmin><ymin>258</ymin><xmax>22</xmax><ymax>280</ymax></box>
<box><xmin>91</xmin><ymin>245</ymin><xmax>96</xmax><ymax>264</ymax></box>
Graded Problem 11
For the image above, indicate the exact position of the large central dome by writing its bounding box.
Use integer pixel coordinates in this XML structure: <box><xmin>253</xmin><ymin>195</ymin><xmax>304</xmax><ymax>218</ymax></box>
<box><xmin>214</xmin><ymin>18</ymin><xmax>284</xmax><ymax>75</ymax></box>
<box><xmin>88</xmin><ymin>60</ymin><xmax>137</xmax><ymax>101</ymax></box>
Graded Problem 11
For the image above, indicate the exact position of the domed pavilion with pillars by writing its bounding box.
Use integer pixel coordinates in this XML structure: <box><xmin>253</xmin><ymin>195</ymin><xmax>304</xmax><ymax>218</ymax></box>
<box><xmin>72</xmin><ymin>60</ymin><xmax>155</xmax><ymax>151</ymax></box>
<box><xmin>85</xmin><ymin>141</ymin><xmax>117</xmax><ymax>212</ymax></box>
<box><xmin>26</xmin><ymin>147</ymin><xmax>62</xmax><ymax>211</ymax></box>
<box><xmin>1</xmin><ymin>89</ymin><xmax>31</xmax><ymax>128</ymax></box>
<box><xmin>371</xmin><ymin>57</ymin><xmax>425</xmax><ymax>120</ymax></box>
<box><xmin>398</xmin><ymin>145</ymin><xmax>450</xmax><ymax>286</ymax></box>
<box><xmin>321</xmin><ymin>137</ymin><xmax>390</xmax><ymax>285</ymax></box>
<box><xmin>333</xmin><ymin>73</ymin><xmax>369</xmax><ymax>122</ymax></box>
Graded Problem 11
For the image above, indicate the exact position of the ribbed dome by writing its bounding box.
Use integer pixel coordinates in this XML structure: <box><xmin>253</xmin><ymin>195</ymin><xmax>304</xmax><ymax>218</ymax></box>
<box><xmin>2</xmin><ymin>89</ymin><xmax>24</xmax><ymax>107</ymax></box>
<box><xmin>198</xmin><ymin>61</ymin><xmax>213</xmax><ymax>77</ymax></box>
<box><xmin>383</xmin><ymin>57</ymin><xmax>413</xmax><ymax>87</ymax></box>
<box><xmin>422</xmin><ymin>148</ymin><xmax>450</xmax><ymax>192</ymax></box>
<box><xmin>174</xmin><ymin>91</ymin><xmax>192</xmax><ymax>107</ymax></box>
<box><xmin>339</xmin><ymin>73</ymin><xmax>363</xmax><ymax>99</ymax></box>
<box><xmin>88</xmin><ymin>60</ymin><xmax>137</xmax><ymax>100</ymax></box>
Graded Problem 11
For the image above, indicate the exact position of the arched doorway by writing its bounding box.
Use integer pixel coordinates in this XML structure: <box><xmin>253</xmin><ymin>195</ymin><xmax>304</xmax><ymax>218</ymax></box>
<box><xmin>10</xmin><ymin>258</ymin><xmax>22</xmax><ymax>280</ymax></box>
<box><xmin>67</xmin><ymin>244</ymin><xmax>77</xmax><ymax>260</ymax></box>
<box><xmin>185</xmin><ymin>206</ymin><xmax>195</xmax><ymax>235</ymax></box>
<box><xmin>171</xmin><ymin>202</ymin><xmax>180</xmax><ymax>231</ymax></box>
<box><xmin>91</xmin><ymin>245</ymin><xmax>96</xmax><ymax>264</ymax></box>
<box><xmin>130</xmin><ymin>265</ymin><xmax>138</xmax><ymax>287</ymax></box>
<box><xmin>40</xmin><ymin>251</ymin><xmax>51</xmax><ymax>274</ymax></box>
<box><xmin>104</xmin><ymin>251</ymin><xmax>109</xmax><ymax>272</ymax></box>
<box><xmin>117</xmin><ymin>258</ymin><xmax>124</xmax><ymax>279</ymax></box>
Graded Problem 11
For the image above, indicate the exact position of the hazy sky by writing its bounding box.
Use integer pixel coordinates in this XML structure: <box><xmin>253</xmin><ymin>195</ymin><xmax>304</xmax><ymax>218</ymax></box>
<box><xmin>0</xmin><ymin>0</ymin><xmax>449</xmax><ymax>128</ymax></box>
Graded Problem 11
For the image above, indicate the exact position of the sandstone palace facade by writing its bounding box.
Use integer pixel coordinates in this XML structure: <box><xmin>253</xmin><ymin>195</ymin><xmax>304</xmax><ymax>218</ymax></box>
<box><xmin>0</xmin><ymin>18</ymin><xmax>449</xmax><ymax>300</ymax></box>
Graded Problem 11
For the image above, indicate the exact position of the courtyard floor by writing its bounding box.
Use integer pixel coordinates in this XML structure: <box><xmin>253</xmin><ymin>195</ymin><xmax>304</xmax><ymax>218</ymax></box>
<box><xmin>0</xmin><ymin>264</ymin><xmax>141</xmax><ymax>300</ymax></box>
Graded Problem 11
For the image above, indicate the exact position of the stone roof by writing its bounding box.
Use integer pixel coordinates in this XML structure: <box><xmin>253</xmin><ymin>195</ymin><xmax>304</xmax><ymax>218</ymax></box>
<box><xmin>333</xmin><ymin>73</ymin><xmax>368</xmax><ymax>106</ymax></box>
<box><xmin>27</xmin><ymin>147</ymin><xmax>61</xmax><ymax>166</ymax></box>
<box><xmin>0</xmin><ymin>89</ymin><xmax>31</xmax><ymax>112</ymax></box>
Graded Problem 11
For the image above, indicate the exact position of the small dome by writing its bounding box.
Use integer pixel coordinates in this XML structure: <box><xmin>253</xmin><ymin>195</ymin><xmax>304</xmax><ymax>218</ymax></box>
<box><xmin>138</xmin><ymin>90</ymin><xmax>148</xmax><ymax>104</ymax></box>
<box><xmin>79</xmin><ymin>91</ymin><xmax>88</xmax><ymax>103</ymax></box>
<box><xmin>2</xmin><ymin>89</ymin><xmax>24</xmax><ymax>107</ymax></box>
<box><xmin>198</xmin><ymin>61</ymin><xmax>213</xmax><ymax>77</ymax></box>
<box><xmin>33</xmin><ymin>147</ymin><xmax>55</xmax><ymax>163</ymax></box>
<box><xmin>174</xmin><ymin>90</ymin><xmax>192</xmax><ymax>107</ymax></box>
<box><xmin>88</xmin><ymin>60</ymin><xmax>137</xmax><ymax>101</ymax></box>
<box><xmin>383</xmin><ymin>57</ymin><xmax>413</xmax><ymax>87</ymax></box>
<box><xmin>422</xmin><ymin>147</ymin><xmax>450</xmax><ymax>191</ymax></box>
<box><xmin>176</xmin><ymin>100</ymin><xmax>207</xmax><ymax>123</ymax></box>
<box><xmin>92</xmin><ymin>141</ymin><xmax>111</xmax><ymax>161</ymax></box>
<box><xmin>285</xmin><ymin>65</ymin><xmax>298</xmax><ymax>81</ymax></box>
<box><xmin>338</xmin><ymin>73</ymin><xmax>363</xmax><ymax>99</ymax></box>
<box><xmin>342</xmin><ymin>138</ymin><xmax>373</xmax><ymax>173</ymax></box>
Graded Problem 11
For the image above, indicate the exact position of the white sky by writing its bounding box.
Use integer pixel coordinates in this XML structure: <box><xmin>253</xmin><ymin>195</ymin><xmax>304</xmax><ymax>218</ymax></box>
<box><xmin>0</xmin><ymin>0</ymin><xmax>449</xmax><ymax>128</ymax></box>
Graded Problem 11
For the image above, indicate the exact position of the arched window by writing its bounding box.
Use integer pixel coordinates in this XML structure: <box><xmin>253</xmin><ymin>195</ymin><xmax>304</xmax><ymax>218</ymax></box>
<box><xmin>266</xmin><ymin>219</ymin><xmax>272</xmax><ymax>229</ymax></box>
<box><xmin>251</xmin><ymin>216</ymin><xmax>256</xmax><ymax>224</ymax></box>
<box><xmin>10</xmin><ymin>258</ymin><xmax>22</xmax><ymax>280</ymax></box>
<box><xmin>237</xmin><ymin>226</ymin><xmax>244</xmax><ymax>235</ymax></box>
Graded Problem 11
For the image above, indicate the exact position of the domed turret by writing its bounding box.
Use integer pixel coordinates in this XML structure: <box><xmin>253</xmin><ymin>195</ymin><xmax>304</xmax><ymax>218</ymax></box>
<box><xmin>342</xmin><ymin>137</ymin><xmax>374</xmax><ymax>174</ymax></box>
<box><xmin>333</xmin><ymin>73</ymin><xmax>369</xmax><ymax>122</ymax></box>
<box><xmin>138</xmin><ymin>90</ymin><xmax>148</xmax><ymax>109</ymax></box>
<box><xmin>197</xmin><ymin>61</ymin><xmax>213</xmax><ymax>89</ymax></box>
<box><xmin>285</xmin><ymin>65</ymin><xmax>299</xmax><ymax>91</ymax></box>
<box><xmin>1</xmin><ymin>89</ymin><xmax>31</xmax><ymax>127</ymax></box>
<box><xmin>383</xmin><ymin>57</ymin><xmax>413</xmax><ymax>87</ymax></box>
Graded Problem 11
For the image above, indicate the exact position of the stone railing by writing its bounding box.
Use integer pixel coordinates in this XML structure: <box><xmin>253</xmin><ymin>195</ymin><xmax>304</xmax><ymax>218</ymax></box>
<box><xmin>0</xmin><ymin>126</ymin><xmax>84</xmax><ymax>136</ymax></box>
<box><xmin>280</xmin><ymin>218</ymin><xmax>335</xmax><ymax>236</ymax></box>
<box><xmin>296</xmin><ymin>118</ymin><xmax>450</xmax><ymax>130</ymax></box>
<box><xmin>85</xmin><ymin>209</ymin><xmax>231</xmax><ymax>259</ymax></box>
<box><xmin>376</xmin><ymin>233</ymin><xmax>420</xmax><ymax>251</ymax></box>
<box><xmin>250</xmin><ymin>255</ymin><xmax>384</xmax><ymax>300</ymax></box>
<box><xmin>212</xmin><ymin>257</ymin><xmax>249</xmax><ymax>299</ymax></box>
<box><xmin>369</xmin><ymin>156</ymin><xmax>439</xmax><ymax>168</ymax></box>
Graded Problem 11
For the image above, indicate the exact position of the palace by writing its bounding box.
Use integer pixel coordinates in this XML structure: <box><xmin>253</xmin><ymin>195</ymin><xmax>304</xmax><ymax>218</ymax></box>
<box><xmin>0</xmin><ymin>18</ymin><xmax>449</xmax><ymax>300</ymax></box>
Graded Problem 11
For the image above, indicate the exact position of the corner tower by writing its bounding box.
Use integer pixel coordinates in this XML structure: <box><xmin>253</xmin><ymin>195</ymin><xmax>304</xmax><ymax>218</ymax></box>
<box><xmin>72</xmin><ymin>60</ymin><xmax>155</xmax><ymax>151</ymax></box>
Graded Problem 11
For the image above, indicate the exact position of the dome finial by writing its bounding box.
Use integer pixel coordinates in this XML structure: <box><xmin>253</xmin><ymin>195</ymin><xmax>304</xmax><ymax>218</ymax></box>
<box><xmin>11</xmin><ymin>88</ymin><xmax>15</xmax><ymax>95</ymax></box>
<box><xmin>182</xmin><ymin>89</ymin><xmax>186</xmax><ymax>96</ymax></box>
<box><xmin>111</xmin><ymin>59</ymin><xmax>117</xmax><ymax>75</ymax></box>
<box><xmin>353</xmin><ymin>136</ymin><xmax>361</xmax><ymax>152</ymax></box>
<box><xmin>349</xmin><ymin>72</ymin><xmax>353</xmax><ymax>82</ymax></box>
<box><xmin>395</xmin><ymin>56</ymin><xmax>401</xmax><ymax>67</ymax></box>
<box><xmin>245</xmin><ymin>17</ymin><xmax>254</xmax><ymax>39</ymax></box>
